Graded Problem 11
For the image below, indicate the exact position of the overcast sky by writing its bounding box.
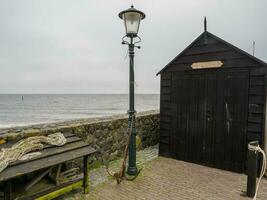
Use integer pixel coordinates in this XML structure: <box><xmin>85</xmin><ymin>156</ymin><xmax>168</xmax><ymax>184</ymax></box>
<box><xmin>0</xmin><ymin>0</ymin><xmax>266</xmax><ymax>94</ymax></box>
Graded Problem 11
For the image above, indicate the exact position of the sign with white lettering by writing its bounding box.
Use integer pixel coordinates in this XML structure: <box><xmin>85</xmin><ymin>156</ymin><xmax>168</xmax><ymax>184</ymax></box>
<box><xmin>191</xmin><ymin>61</ymin><xmax>223</xmax><ymax>69</ymax></box>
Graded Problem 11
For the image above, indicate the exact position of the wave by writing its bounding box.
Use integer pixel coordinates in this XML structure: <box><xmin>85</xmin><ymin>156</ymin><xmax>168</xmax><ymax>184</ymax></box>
<box><xmin>0</xmin><ymin>122</ymin><xmax>45</xmax><ymax>129</ymax></box>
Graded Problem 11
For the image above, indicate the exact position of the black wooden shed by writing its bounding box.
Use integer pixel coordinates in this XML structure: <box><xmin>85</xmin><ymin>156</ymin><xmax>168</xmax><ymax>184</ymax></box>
<box><xmin>157</xmin><ymin>24</ymin><xmax>267</xmax><ymax>173</ymax></box>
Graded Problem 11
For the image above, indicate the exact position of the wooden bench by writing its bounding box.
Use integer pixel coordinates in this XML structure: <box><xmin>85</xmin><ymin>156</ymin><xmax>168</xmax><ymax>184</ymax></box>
<box><xmin>0</xmin><ymin>132</ymin><xmax>96</xmax><ymax>200</ymax></box>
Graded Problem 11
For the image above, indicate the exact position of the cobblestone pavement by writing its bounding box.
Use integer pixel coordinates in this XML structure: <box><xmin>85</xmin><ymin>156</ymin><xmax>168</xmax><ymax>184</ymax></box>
<box><xmin>63</xmin><ymin>146</ymin><xmax>267</xmax><ymax>200</ymax></box>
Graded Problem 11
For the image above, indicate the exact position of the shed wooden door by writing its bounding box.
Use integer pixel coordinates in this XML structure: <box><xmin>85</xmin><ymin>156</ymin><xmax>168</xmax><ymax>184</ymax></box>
<box><xmin>170</xmin><ymin>71</ymin><xmax>249</xmax><ymax>172</ymax></box>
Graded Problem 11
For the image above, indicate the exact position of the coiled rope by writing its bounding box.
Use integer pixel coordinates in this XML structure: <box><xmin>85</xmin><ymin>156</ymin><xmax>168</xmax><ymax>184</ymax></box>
<box><xmin>248</xmin><ymin>143</ymin><xmax>267</xmax><ymax>200</ymax></box>
<box><xmin>0</xmin><ymin>132</ymin><xmax>66</xmax><ymax>173</ymax></box>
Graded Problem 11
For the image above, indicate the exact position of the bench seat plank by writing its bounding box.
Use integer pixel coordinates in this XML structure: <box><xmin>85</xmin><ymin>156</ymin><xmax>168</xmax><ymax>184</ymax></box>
<box><xmin>0</xmin><ymin>146</ymin><xmax>96</xmax><ymax>182</ymax></box>
<box><xmin>10</xmin><ymin>140</ymin><xmax>89</xmax><ymax>166</ymax></box>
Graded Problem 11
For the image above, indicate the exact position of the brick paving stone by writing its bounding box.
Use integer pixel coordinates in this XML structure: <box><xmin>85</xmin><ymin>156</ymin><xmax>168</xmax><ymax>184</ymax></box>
<box><xmin>62</xmin><ymin>145</ymin><xmax>267</xmax><ymax>200</ymax></box>
<box><xmin>87</xmin><ymin>145</ymin><xmax>159</xmax><ymax>187</ymax></box>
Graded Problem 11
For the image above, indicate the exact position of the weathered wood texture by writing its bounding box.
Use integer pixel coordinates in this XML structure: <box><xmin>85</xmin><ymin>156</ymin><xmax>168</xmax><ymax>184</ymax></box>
<box><xmin>159</xmin><ymin>73</ymin><xmax>172</xmax><ymax>157</ymax></box>
<box><xmin>247</xmin><ymin>73</ymin><xmax>265</xmax><ymax>143</ymax></box>
<box><xmin>159</xmin><ymin>31</ymin><xmax>267</xmax><ymax>173</ymax></box>
<box><xmin>17</xmin><ymin>176</ymin><xmax>83</xmax><ymax>200</ymax></box>
<box><xmin>0</xmin><ymin>133</ymin><xmax>96</xmax><ymax>182</ymax></box>
<box><xmin>161</xmin><ymin>33</ymin><xmax>263</xmax><ymax>73</ymax></box>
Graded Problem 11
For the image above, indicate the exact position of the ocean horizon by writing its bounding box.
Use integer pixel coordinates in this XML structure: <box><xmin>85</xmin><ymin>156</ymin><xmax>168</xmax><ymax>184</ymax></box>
<box><xmin>0</xmin><ymin>94</ymin><xmax>159</xmax><ymax>129</ymax></box>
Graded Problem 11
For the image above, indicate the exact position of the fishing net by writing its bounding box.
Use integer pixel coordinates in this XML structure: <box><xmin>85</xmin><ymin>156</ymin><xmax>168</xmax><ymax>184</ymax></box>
<box><xmin>0</xmin><ymin>132</ymin><xmax>66</xmax><ymax>173</ymax></box>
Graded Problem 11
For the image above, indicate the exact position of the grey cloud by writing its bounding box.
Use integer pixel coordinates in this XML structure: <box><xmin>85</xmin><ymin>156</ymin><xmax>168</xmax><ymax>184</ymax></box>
<box><xmin>0</xmin><ymin>0</ymin><xmax>266</xmax><ymax>93</ymax></box>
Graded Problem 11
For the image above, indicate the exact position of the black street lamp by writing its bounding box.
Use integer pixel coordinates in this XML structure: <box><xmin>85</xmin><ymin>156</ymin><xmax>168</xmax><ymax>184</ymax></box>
<box><xmin>118</xmin><ymin>5</ymin><xmax>145</xmax><ymax>175</ymax></box>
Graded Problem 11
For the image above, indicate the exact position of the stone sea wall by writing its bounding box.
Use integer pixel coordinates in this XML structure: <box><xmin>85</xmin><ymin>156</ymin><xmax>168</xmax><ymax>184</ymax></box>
<box><xmin>0</xmin><ymin>110</ymin><xmax>160</xmax><ymax>164</ymax></box>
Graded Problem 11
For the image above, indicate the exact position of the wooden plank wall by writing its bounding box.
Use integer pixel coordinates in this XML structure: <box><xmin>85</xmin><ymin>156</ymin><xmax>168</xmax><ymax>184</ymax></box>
<box><xmin>159</xmin><ymin>33</ymin><xmax>267</xmax><ymax>167</ymax></box>
<box><xmin>159</xmin><ymin>72</ymin><xmax>172</xmax><ymax>156</ymax></box>
<box><xmin>248</xmin><ymin>68</ymin><xmax>267</xmax><ymax>146</ymax></box>
<box><xmin>164</xmin><ymin>35</ymin><xmax>259</xmax><ymax>73</ymax></box>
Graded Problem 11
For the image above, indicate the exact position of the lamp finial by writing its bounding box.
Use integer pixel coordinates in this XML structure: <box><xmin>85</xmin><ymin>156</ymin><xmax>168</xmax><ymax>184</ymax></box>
<box><xmin>131</xmin><ymin>4</ymin><xmax>134</xmax><ymax>8</ymax></box>
<box><xmin>204</xmin><ymin>16</ymin><xmax>207</xmax><ymax>32</ymax></box>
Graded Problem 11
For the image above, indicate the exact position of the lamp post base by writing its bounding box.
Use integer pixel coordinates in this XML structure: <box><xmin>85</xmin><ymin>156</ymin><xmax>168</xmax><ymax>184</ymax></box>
<box><xmin>127</xmin><ymin>166</ymin><xmax>138</xmax><ymax>176</ymax></box>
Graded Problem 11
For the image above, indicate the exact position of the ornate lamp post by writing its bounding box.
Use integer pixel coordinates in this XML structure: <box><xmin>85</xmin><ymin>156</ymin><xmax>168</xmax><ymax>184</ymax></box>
<box><xmin>118</xmin><ymin>5</ymin><xmax>145</xmax><ymax>175</ymax></box>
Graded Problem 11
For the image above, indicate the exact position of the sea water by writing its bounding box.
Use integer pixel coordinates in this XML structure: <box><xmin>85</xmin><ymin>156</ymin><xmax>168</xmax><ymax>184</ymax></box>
<box><xmin>0</xmin><ymin>94</ymin><xmax>159</xmax><ymax>128</ymax></box>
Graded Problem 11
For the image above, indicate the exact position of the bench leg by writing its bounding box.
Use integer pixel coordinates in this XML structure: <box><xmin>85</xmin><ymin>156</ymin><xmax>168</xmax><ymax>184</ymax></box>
<box><xmin>25</xmin><ymin>168</ymin><xmax>52</xmax><ymax>191</ymax></box>
<box><xmin>4</xmin><ymin>180</ymin><xmax>12</xmax><ymax>200</ymax></box>
<box><xmin>83</xmin><ymin>155</ymin><xmax>89</xmax><ymax>194</ymax></box>
<box><xmin>55</xmin><ymin>164</ymin><xmax>62</xmax><ymax>186</ymax></box>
